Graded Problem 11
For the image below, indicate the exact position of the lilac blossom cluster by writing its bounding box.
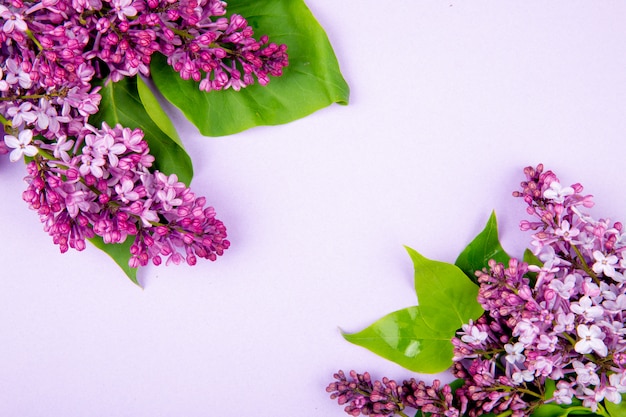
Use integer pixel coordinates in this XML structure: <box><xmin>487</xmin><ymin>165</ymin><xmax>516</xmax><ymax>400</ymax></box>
<box><xmin>21</xmin><ymin>122</ymin><xmax>229</xmax><ymax>266</ymax></box>
<box><xmin>329</xmin><ymin>164</ymin><xmax>626</xmax><ymax>417</ymax></box>
<box><xmin>327</xmin><ymin>370</ymin><xmax>456</xmax><ymax>417</ymax></box>
<box><xmin>0</xmin><ymin>0</ymin><xmax>288</xmax><ymax>88</ymax></box>
<box><xmin>0</xmin><ymin>0</ymin><xmax>293</xmax><ymax>267</ymax></box>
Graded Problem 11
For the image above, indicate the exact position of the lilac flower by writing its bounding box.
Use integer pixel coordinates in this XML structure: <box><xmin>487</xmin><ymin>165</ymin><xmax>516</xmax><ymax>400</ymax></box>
<box><xmin>575</xmin><ymin>324</ymin><xmax>608</xmax><ymax>357</ymax></box>
<box><xmin>331</xmin><ymin>165</ymin><xmax>626</xmax><ymax>417</ymax></box>
<box><xmin>7</xmin><ymin>102</ymin><xmax>37</xmax><ymax>127</ymax></box>
<box><xmin>460</xmin><ymin>321</ymin><xmax>488</xmax><ymax>345</ymax></box>
<box><xmin>609</xmin><ymin>372</ymin><xmax>626</xmax><ymax>394</ymax></box>
<box><xmin>548</xmin><ymin>274</ymin><xmax>576</xmax><ymax>299</ymax></box>
<box><xmin>17</xmin><ymin>122</ymin><xmax>229</xmax><ymax>267</ymax></box>
<box><xmin>543</xmin><ymin>181</ymin><xmax>575</xmax><ymax>203</ymax></box>
<box><xmin>111</xmin><ymin>0</ymin><xmax>137</xmax><ymax>20</ymax></box>
<box><xmin>592</xmin><ymin>251</ymin><xmax>619</xmax><ymax>278</ymax></box>
<box><xmin>4</xmin><ymin>129</ymin><xmax>38</xmax><ymax>162</ymax></box>
<box><xmin>504</xmin><ymin>342</ymin><xmax>525</xmax><ymax>365</ymax></box>
<box><xmin>553</xmin><ymin>381</ymin><xmax>575</xmax><ymax>404</ymax></box>
<box><xmin>511</xmin><ymin>369</ymin><xmax>534</xmax><ymax>385</ymax></box>
<box><xmin>0</xmin><ymin>7</ymin><xmax>27</xmax><ymax>33</ymax></box>
<box><xmin>52</xmin><ymin>135</ymin><xmax>74</xmax><ymax>162</ymax></box>
<box><xmin>554</xmin><ymin>220</ymin><xmax>580</xmax><ymax>242</ymax></box>
<box><xmin>570</xmin><ymin>296</ymin><xmax>604</xmax><ymax>321</ymax></box>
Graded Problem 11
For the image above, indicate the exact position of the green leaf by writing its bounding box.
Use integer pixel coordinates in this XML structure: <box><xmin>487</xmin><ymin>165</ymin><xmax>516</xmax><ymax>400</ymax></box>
<box><xmin>88</xmin><ymin>236</ymin><xmax>139</xmax><ymax>286</ymax></box>
<box><xmin>531</xmin><ymin>404</ymin><xmax>598</xmax><ymax>417</ymax></box>
<box><xmin>523</xmin><ymin>248</ymin><xmax>542</xmax><ymax>267</ymax></box>
<box><xmin>342</xmin><ymin>306</ymin><xmax>455</xmax><ymax>374</ymax></box>
<box><xmin>407</xmin><ymin>246</ymin><xmax>484</xmax><ymax>332</ymax></box>
<box><xmin>343</xmin><ymin>249</ymin><xmax>484</xmax><ymax>373</ymax></box>
<box><xmin>91</xmin><ymin>76</ymin><xmax>193</xmax><ymax>186</ymax></box>
<box><xmin>136</xmin><ymin>76</ymin><xmax>185</xmax><ymax>150</ymax></box>
<box><xmin>455</xmin><ymin>211</ymin><xmax>510</xmax><ymax>283</ymax></box>
<box><xmin>150</xmin><ymin>0</ymin><xmax>350</xmax><ymax>136</ymax></box>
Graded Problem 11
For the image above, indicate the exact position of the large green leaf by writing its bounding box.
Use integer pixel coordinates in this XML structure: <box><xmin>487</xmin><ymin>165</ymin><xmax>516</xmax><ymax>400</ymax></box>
<box><xmin>455</xmin><ymin>211</ymin><xmax>510</xmax><ymax>283</ymax></box>
<box><xmin>342</xmin><ymin>306</ymin><xmax>455</xmax><ymax>374</ymax></box>
<box><xmin>91</xmin><ymin>76</ymin><xmax>193</xmax><ymax>186</ymax></box>
<box><xmin>407</xmin><ymin>247</ymin><xmax>484</xmax><ymax>332</ymax></box>
<box><xmin>343</xmin><ymin>249</ymin><xmax>484</xmax><ymax>373</ymax></box>
<box><xmin>150</xmin><ymin>0</ymin><xmax>350</xmax><ymax>136</ymax></box>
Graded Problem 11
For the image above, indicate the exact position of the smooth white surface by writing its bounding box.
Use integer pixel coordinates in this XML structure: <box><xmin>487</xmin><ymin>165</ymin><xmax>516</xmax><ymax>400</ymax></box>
<box><xmin>2</xmin><ymin>2</ymin><xmax>626</xmax><ymax>416</ymax></box>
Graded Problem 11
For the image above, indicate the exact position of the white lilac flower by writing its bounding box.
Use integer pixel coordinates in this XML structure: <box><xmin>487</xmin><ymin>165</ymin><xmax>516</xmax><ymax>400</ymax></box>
<box><xmin>530</xmin><ymin>356</ymin><xmax>554</xmax><ymax>377</ymax></box>
<box><xmin>592</xmin><ymin>250</ymin><xmax>619</xmax><ymax>278</ymax></box>
<box><xmin>536</xmin><ymin>334</ymin><xmax>557</xmax><ymax>352</ymax></box>
<box><xmin>572</xmin><ymin>360</ymin><xmax>600</xmax><ymax>386</ymax></box>
<box><xmin>553</xmin><ymin>381</ymin><xmax>575</xmax><ymax>404</ymax></box>
<box><xmin>4</xmin><ymin>129</ymin><xmax>38</xmax><ymax>162</ymax></box>
<box><xmin>570</xmin><ymin>296</ymin><xmax>604</xmax><ymax>321</ymax></box>
<box><xmin>609</xmin><ymin>372</ymin><xmax>626</xmax><ymax>394</ymax></box>
<box><xmin>602</xmin><ymin>293</ymin><xmax>626</xmax><ymax>313</ymax></box>
<box><xmin>543</xmin><ymin>181</ymin><xmax>575</xmax><ymax>203</ymax></box>
<box><xmin>111</xmin><ymin>0</ymin><xmax>138</xmax><ymax>20</ymax></box>
<box><xmin>460</xmin><ymin>321</ymin><xmax>488</xmax><ymax>345</ymax></box>
<box><xmin>595</xmin><ymin>385</ymin><xmax>621</xmax><ymax>405</ymax></box>
<box><xmin>575</xmin><ymin>324</ymin><xmax>608</xmax><ymax>357</ymax></box>
<box><xmin>504</xmin><ymin>342</ymin><xmax>525</xmax><ymax>364</ymax></box>
<box><xmin>511</xmin><ymin>369</ymin><xmax>533</xmax><ymax>385</ymax></box>
<box><xmin>513</xmin><ymin>319</ymin><xmax>539</xmax><ymax>345</ymax></box>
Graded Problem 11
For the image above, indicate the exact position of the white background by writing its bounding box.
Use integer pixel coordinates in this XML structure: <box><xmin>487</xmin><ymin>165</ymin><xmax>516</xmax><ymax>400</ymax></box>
<box><xmin>2</xmin><ymin>1</ymin><xmax>626</xmax><ymax>416</ymax></box>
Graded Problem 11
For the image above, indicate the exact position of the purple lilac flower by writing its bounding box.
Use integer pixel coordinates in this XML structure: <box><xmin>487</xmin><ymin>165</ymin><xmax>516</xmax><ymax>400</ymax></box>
<box><xmin>0</xmin><ymin>0</ymin><xmax>286</xmax><ymax>269</ymax></box>
<box><xmin>327</xmin><ymin>371</ymin><xmax>461</xmax><ymax>417</ymax></box>
<box><xmin>21</xmin><ymin>122</ymin><xmax>229</xmax><ymax>266</ymax></box>
<box><xmin>330</xmin><ymin>164</ymin><xmax>626</xmax><ymax>417</ymax></box>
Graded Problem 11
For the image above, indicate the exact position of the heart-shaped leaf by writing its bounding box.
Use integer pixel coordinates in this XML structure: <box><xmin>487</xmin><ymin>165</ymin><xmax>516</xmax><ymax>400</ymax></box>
<box><xmin>407</xmin><ymin>246</ymin><xmax>484</xmax><ymax>332</ymax></box>
<box><xmin>342</xmin><ymin>306</ymin><xmax>455</xmax><ymax>374</ymax></box>
<box><xmin>455</xmin><ymin>211</ymin><xmax>510</xmax><ymax>283</ymax></box>
<box><xmin>343</xmin><ymin>248</ymin><xmax>484</xmax><ymax>373</ymax></box>
<box><xmin>150</xmin><ymin>0</ymin><xmax>350</xmax><ymax>136</ymax></box>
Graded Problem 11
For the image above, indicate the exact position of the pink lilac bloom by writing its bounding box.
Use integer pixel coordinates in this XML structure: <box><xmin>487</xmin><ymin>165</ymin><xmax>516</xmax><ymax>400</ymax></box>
<box><xmin>20</xmin><ymin>122</ymin><xmax>230</xmax><ymax>266</ymax></box>
<box><xmin>0</xmin><ymin>0</ymin><xmax>292</xmax><ymax>269</ymax></box>
<box><xmin>329</xmin><ymin>164</ymin><xmax>626</xmax><ymax>417</ymax></box>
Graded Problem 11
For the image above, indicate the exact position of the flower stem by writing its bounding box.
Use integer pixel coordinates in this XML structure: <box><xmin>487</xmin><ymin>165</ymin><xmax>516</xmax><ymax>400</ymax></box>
<box><xmin>571</xmin><ymin>244</ymin><xmax>601</xmax><ymax>285</ymax></box>
<box><xmin>0</xmin><ymin>113</ymin><xmax>12</xmax><ymax>128</ymax></box>
<box><xmin>26</xmin><ymin>29</ymin><xmax>43</xmax><ymax>50</ymax></box>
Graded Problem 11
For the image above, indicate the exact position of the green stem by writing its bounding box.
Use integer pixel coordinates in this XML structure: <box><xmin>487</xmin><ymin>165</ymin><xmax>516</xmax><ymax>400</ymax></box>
<box><xmin>26</xmin><ymin>29</ymin><xmax>43</xmax><ymax>50</ymax></box>
<box><xmin>0</xmin><ymin>90</ymin><xmax>67</xmax><ymax>102</ymax></box>
<box><xmin>571</xmin><ymin>244</ymin><xmax>601</xmax><ymax>285</ymax></box>
<box><xmin>0</xmin><ymin>113</ymin><xmax>11</xmax><ymax>128</ymax></box>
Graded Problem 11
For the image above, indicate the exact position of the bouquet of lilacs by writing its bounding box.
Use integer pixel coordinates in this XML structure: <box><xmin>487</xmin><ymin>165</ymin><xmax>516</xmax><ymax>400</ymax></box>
<box><xmin>0</xmin><ymin>0</ymin><xmax>348</xmax><ymax>283</ymax></box>
<box><xmin>327</xmin><ymin>164</ymin><xmax>626</xmax><ymax>417</ymax></box>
